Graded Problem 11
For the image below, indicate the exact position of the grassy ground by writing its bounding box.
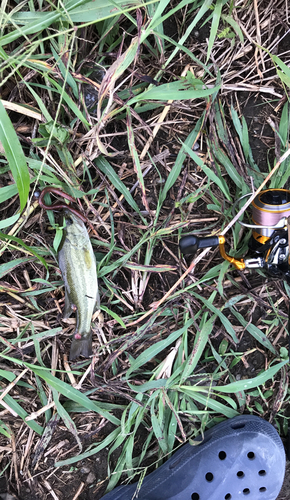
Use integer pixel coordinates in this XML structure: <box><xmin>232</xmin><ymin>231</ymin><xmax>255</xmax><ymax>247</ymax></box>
<box><xmin>0</xmin><ymin>0</ymin><xmax>290</xmax><ymax>498</ymax></box>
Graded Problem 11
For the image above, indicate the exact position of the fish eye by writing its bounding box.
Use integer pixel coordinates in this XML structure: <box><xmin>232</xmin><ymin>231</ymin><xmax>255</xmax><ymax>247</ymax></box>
<box><xmin>65</xmin><ymin>216</ymin><xmax>73</xmax><ymax>226</ymax></box>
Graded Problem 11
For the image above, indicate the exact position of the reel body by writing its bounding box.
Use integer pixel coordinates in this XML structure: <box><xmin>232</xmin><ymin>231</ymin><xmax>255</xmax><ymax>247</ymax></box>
<box><xmin>179</xmin><ymin>189</ymin><xmax>290</xmax><ymax>283</ymax></box>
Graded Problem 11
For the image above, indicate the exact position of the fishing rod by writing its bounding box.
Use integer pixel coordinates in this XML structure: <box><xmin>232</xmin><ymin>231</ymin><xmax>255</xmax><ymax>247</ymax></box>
<box><xmin>180</xmin><ymin>188</ymin><xmax>290</xmax><ymax>445</ymax></box>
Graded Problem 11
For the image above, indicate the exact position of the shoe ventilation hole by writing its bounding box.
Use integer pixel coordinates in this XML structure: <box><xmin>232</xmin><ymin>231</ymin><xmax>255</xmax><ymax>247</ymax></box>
<box><xmin>219</xmin><ymin>451</ymin><xmax>227</xmax><ymax>460</ymax></box>
<box><xmin>225</xmin><ymin>495</ymin><xmax>231</xmax><ymax>500</ymax></box>
<box><xmin>259</xmin><ymin>487</ymin><xmax>267</xmax><ymax>492</ymax></box>
<box><xmin>259</xmin><ymin>470</ymin><xmax>266</xmax><ymax>476</ymax></box>
<box><xmin>247</xmin><ymin>451</ymin><xmax>255</xmax><ymax>460</ymax></box>
<box><xmin>191</xmin><ymin>494</ymin><xmax>200</xmax><ymax>500</ymax></box>
<box><xmin>231</xmin><ymin>422</ymin><xmax>246</xmax><ymax>430</ymax></box>
<box><xmin>205</xmin><ymin>472</ymin><xmax>214</xmax><ymax>482</ymax></box>
<box><xmin>237</xmin><ymin>471</ymin><xmax>245</xmax><ymax>478</ymax></box>
<box><xmin>243</xmin><ymin>488</ymin><xmax>250</xmax><ymax>495</ymax></box>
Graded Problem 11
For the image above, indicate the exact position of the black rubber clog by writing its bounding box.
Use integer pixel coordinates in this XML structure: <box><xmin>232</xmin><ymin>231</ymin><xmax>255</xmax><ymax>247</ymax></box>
<box><xmin>100</xmin><ymin>415</ymin><xmax>286</xmax><ymax>500</ymax></box>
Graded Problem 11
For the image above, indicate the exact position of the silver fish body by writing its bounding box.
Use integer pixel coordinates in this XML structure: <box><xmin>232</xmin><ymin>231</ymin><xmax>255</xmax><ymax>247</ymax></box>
<box><xmin>58</xmin><ymin>209</ymin><xmax>99</xmax><ymax>360</ymax></box>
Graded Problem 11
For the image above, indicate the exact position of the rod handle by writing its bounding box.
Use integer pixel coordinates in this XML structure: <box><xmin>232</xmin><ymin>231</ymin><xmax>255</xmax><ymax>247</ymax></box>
<box><xmin>179</xmin><ymin>235</ymin><xmax>220</xmax><ymax>255</ymax></box>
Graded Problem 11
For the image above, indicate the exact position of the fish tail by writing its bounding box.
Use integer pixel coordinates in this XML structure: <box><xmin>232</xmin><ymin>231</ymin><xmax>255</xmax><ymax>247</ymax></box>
<box><xmin>69</xmin><ymin>332</ymin><xmax>92</xmax><ymax>361</ymax></box>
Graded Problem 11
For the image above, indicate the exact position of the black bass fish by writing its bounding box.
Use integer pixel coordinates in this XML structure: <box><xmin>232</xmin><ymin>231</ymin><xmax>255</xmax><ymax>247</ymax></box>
<box><xmin>58</xmin><ymin>209</ymin><xmax>99</xmax><ymax>360</ymax></box>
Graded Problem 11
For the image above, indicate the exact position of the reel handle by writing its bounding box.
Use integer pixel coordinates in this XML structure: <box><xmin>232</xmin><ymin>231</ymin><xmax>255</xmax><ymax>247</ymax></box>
<box><xmin>179</xmin><ymin>235</ymin><xmax>219</xmax><ymax>255</ymax></box>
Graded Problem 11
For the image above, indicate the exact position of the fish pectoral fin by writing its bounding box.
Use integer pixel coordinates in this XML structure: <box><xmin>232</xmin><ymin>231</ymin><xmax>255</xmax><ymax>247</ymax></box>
<box><xmin>63</xmin><ymin>292</ymin><xmax>72</xmax><ymax>318</ymax></box>
<box><xmin>63</xmin><ymin>293</ymin><xmax>77</xmax><ymax>319</ymax></box>
<box><xmin>69</xmin><ymin>332</ymin><xmax>92</xmax><ymax>360</ymax></box>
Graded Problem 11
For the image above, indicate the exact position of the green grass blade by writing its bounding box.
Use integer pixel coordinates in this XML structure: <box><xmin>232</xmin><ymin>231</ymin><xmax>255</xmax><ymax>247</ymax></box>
<box><xmin>159</xmin><ymin>0</ymin><xmax>214</xmax><ymax>68</ymax></box>
<box><xmin>151</xmin><ymin>400</ymin><xmax>167</xmax><ymax>453</ymax></box>
<box><xmin>229</xmin><ymin>306</ymin><xmax>276</xmax><ymax>354</ymax></box>
<box><xmin>211</xmin><ymin>144</ymin><xmax>243</xmax><ymax>190</ymax></box>
<box><xmin>31</xmin><ymin>366</ymin><xmax>120</xmax><ymax>425</ymax></box>
<box><xmin>160</xmin><ymin>115</ymin><xmax>204</xmax><ymax>205</ymax></box>
<box><xmin>0</xmin><ymin>100</ymin><xmax>30</xmax><ymax>211</ymax></box>
<box><xmin>191</xmin><ymin>292</ymin><xmax>239</xmax><ymax>343</ymax></box>
<box><xmin>55</xmin><ymin>426</ymin><xmax>121</xmax><ymax>466</ymax></box>
<box><xmin>127</xmin><ymin>109</ymin><xmax>149</xmax><ymax>212</ymax></box>
<box><xmin>180</xmin><ymin>388</ymin><xmax>239</xmax><ymax>418</ymax></box>
<box><xmin>0</xmin><ymin>214</ymin><xmax>20</xmax><ymax>230</ymax></box>
<box><xmin>2</xmin><ymin>393</ymin><xmax>43</xmax><ymax>434</ymax></box>
<box><xmin>213</xmin><ymin>360</ymin><xmax>288</xmax><ymax>393</ymax></box>
<box><xmin>126</xmin><ymin>319</ymin><xmax>194</xmax><ymax>379</ymax></box>
<box><xmin>48</xmin><ymin>77</ymin><xmax>90</xmax><ymax>129</ymax></box>
<box><xmin>52</xmin><ymin>388</ymin><xmax>82</xmax><ymax>452</ymax></box>
<box><xmin>0</xmin><ymin>232</ymin><xmax>48</xmax><ymax>269</ymax></box>
<box><xmin>180</xmin><ymin>317</ymin><xmax>215</xmax><ymax>383</ymax></box>
<box><xmin>0</xmin><ymin>420</ymin><xmax>12</xmax><ymax>438</ymax></box>
<box><xmin>127</xmin><ymin>80</ymin><xmax>220</xmax><ymax>105</ymax></box>
<box><xmin>95</xmin><ymin>156</ymin><xmax>144</xmax><ymax>217</ymax></box>
<box><xmin>0</xmin><ymin>257</ymin><xmax>34</xmax><ymax>279</ymax></box>
<box><xmin>221</xmin><ymin>14</ymin><xmax>244</xmax><ymax>43</ymax></box>
<box><xmin>182</xmin><ymin>141</ymin><xmax>232</xmax><ymax>200</ymax></box>
<box><xmin>207</xmin><ymin>0</ymin><xmax>222</xmax><ymax>62</ymax></box>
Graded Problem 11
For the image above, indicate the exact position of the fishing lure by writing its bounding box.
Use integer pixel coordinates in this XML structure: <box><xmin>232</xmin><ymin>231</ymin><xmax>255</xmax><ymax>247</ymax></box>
<box><xmin>37</xmin><ymin>187</ymin><xmax>87</xmax><ymax>222</ymax></box>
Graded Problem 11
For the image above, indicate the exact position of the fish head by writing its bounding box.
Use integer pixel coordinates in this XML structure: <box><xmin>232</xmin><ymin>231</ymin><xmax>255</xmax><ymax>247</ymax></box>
<box><xmin>63</xmin><ymin>209</ymin><xmax>87</xmax><ymax>241</ymax></box>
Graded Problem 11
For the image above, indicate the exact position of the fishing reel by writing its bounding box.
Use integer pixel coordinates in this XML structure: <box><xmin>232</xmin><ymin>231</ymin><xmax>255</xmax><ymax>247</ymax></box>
<box><xmin>180</xmin><ymin>189</ymin><xmax>290</xmax><ymax>284</ymax></box>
